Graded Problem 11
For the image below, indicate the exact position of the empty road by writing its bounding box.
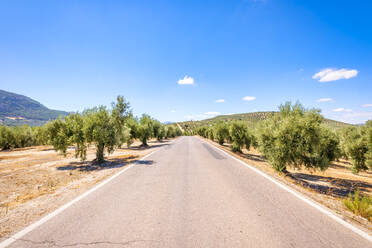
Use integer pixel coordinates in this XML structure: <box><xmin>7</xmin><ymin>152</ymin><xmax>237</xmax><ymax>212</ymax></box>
<box><xmin>4</xmin><ymin>136</ymin><xmax>371</xmax><ymax>247</ymax></box>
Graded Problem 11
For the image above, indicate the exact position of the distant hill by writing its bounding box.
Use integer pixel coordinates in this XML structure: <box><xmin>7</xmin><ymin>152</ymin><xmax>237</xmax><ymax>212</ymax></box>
<box><xmin>179</xmin><ymin>112</ymin><xmax>354</xmax><ymax>132</ymax></box>
<box><xmin>0</xmin><ymin>89</ymin><xmax>68</xmax><ymax>126</ymax></box>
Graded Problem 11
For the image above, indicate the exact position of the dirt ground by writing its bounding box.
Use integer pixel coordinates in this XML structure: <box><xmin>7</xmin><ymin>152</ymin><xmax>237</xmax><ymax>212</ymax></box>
<box><xmin>0</xmin><ymin>139</ymin><xmax>171</xmax><ymax>239</ymax></box>
<box><xmin>202</xmin><ymin>137</ymin><xmax>372</xmax><ymax>233</ymax></box>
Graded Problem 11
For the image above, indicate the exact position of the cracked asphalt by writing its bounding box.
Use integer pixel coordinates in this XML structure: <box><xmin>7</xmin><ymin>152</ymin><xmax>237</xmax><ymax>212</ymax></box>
<box><xmin>7</xmin><ymin>136</ymin><xmax>371</xmax><ymax>247</ymax></box>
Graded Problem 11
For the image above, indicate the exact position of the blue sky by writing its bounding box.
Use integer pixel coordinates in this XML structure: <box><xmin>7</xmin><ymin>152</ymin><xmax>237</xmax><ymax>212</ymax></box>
<box><xmin>0</xmin><ymin>0</ymin><xmax>371</xmax><ymax>124</ymax></box>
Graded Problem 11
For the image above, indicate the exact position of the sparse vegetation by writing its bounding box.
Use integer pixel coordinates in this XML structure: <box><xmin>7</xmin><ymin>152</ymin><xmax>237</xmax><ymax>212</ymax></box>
<box><xmin>343</xmin><ymin>188</ymin><xmax>372</xmax><ymax>222</ymax></box>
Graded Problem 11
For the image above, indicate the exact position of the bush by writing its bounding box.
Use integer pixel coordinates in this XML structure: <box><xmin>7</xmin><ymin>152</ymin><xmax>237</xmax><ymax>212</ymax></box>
<box><xmin>257</xmin><ymin>102</ymin><xmax>339</xmax><ymax>172</ymax></box>
<box><xmin>343</xmin><ymin>188</ymin><xmax>372</xmax><ymax>221</ymax></box>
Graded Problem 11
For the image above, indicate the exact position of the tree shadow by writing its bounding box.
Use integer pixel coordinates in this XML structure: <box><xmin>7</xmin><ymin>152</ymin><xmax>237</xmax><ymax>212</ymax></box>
<box><xmin>288</xmin><ymin>173</ymin><xmax>372</xmax><ymax>198</ymax></box>
<box><xmin>127</xmin><ymin>143</ymin><xmax>170</xmax><ymax>151</ymax></box>
<box><xmin>56</xmin><ymin>155</ymin><xmax>141</xmax><ymax>171</ymax></box>
<box><xmin>239</xmin><ymin>153</ymin><xmax>265</xmax><ymax>162</ymax></box>
<box><xmin>136</xmin><ymin>160</ymin><xmax>155</xmax><ymax>165</ymax></box>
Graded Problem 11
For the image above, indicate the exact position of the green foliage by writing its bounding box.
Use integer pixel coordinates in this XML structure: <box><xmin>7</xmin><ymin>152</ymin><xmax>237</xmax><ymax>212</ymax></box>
<box><xmin>196</xmin><ymin>126</ymin><xmax>208</xmax><ymax>138</ymax></box>
<box><xmin>257</xmin><ymin>102</ymin><xmax>340</xmax><ymax>172</ymax></box>
<box><xmin>152</xmin><ymin>120</ymin><xmax>164</xmax><ymax>141</ymax></box>
<box><xmin>138</xmin><ymin>114</ymin><xmax>154</xmax><ymax>146</ymax></box>
<box><xmin>0</xmin><ymin>125</ymin><xmax>15</xmax><ymax>150</ymax></box>
<box><xmin>0</xmin><ymin>96</ymin><xmax>181</xmax><ymax>164</ymax></box>
<box><xmin>32</xmin><ymin>125</ymin><xmax>49</xmax><ymax>145</ymax></box>
<box><xmin>65</xmin><ymin>113</ymin><xmax>87</xmax><ymax>161</ymax></box>
<box><xmin>214</xmin><ymin>122</ymin><xmax>229</xmax><ymax>145</ymax></box>
<box><xmin>84</xmin><ymin>106</ymin><xmax>116</xmax><ymax>163</ymax></box>
<box><xmin>343</xmin><ymin>188</ymin><xmax>372</xmax><ymax>221</ymax></box>
<box><xmin>12</xmin><ymin>125</ymin><xmax>34</xmax><ymax>148</ymax></box>
<box><xmin>207</xmin><ymin>126</ymin><xmax>215</xmax><ymax>141</ymax></box>
<box><xmin>126</xmin><ymin>116</ymin><xmax>139</xmax><ymax>147</ymax></box>
<box><xmin>165</xmin><ymin>125</ymin><xmax>177</xmax><ymax>138</ymax></box>
<box><xmin>340</xmin><ymin>126</ymin><xmax>369</xmax><ymax>173</ymax></box>
<box><xmin>47</xmin><ymin>119</ymin><xmax>70</xmax><ymax>155</ymax></box>
<box><xmin>178</xmin><ymin>111</ymin><xmax>352</xmax><ymax>134</ymax></box>
<box><xmin>229</xmin><ymin>121</ymin><xmax>248</xmax><ymax>153</ymax></box>
<box><xmin>111</xmin><ymin>96</ymin><xmax>131</xmax><ymax>147</ymax></box>
<box><xmin>365</xmin><ymin>120</ymin><xmax>372</xmax><ymax>170</ymax></box>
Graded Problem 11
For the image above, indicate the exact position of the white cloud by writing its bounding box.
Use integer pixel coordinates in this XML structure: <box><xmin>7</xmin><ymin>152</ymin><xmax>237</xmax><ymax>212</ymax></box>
<box><xmin>332</xmin><ymin>108</ymin><xmax>352</xmax><ymax>112</ymax></box>
<box><xmin>317</xmin><ymin>98</ymin><xmax>333</xmax><ymax>102</ymax></box>
<box><xmin>215</xmin><ymin>99</ymin><xmax>225</xmax><ymax>103</ymax></box>
<box><xmin>361</xmin><ymin>103</ymin><xmax>372</xmax><ymax>108</ymax></box>
<box><xmin>242</xmin><ymin>96</ymin><xmax>256</xmax><ymax>101</ymax></box>
<box><xmin>204</xmin><ymin>111</ymin><xmax>220</xmax><ymax>116</ymax></box>
<box><xmin>338</xmin><ymin>111</ymin><xmax>372</xmax><ymax>124</ymax></box>
<box><xmin>178</xmin><ymin>75</ymin><xmax>194</xmax><ymax>85</ymax></box>
<box><xmin>312</xmin><ymin>68</ymin><xmax>358</xmax><ymax>82</ymax></box>
<box><xmin>171</xmin><ymin>110</ymin><xmax>176</xmax><ymax>113</ymax></box>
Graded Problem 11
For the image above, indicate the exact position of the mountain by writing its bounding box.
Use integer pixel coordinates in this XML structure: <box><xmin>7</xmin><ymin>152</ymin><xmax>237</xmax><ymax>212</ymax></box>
<box><xmin>0</xmin><ymin>89</ymin><xmax>68</xmax><ymax>126</ymax></box>
<box><xmin>179</xmin><ymin>112</ymin><xmax>354</xmax><ymax>131</ymax></box>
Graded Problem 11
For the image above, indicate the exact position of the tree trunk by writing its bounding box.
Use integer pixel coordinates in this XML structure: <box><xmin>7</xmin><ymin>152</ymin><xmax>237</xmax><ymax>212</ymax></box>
<box><xmin>96</xmin><ymin>143</ymin><xmax>105</xmax><ymax>164</ymax></box>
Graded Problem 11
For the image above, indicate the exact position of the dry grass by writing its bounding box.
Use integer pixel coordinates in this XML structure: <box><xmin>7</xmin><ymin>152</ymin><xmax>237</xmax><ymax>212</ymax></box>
<box><xmin>0</xmin><ymin>139</ymin><xmax>171</xmax><ymax>238</ymax></box>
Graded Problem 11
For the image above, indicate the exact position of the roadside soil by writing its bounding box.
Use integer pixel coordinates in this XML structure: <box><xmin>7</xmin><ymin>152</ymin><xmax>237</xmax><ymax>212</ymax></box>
<box><xmin>201</xmin><ymin>137</ymin><xmax>372</xmax><ymax>234</ymax></box>
<box><xmin>0</xmin><ymin>139</ymin><xmax>172</xmax><ymax>239</ymax></box>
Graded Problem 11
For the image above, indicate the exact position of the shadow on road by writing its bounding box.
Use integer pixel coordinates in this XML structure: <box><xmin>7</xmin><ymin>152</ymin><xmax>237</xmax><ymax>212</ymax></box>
<box><xmin>126</xmin><ymin>142</ymin><xmax>170</xmax><ymax>151</ymax></box>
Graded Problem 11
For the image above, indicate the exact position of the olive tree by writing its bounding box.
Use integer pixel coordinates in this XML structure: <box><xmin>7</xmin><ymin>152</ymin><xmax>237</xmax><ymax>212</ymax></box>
<box><xmin>366</xmin><ymin>120</ymin><xmax>372</xmax><ymax>169</ymax></box>
<box><xmin>214</xmin><ymin>122</ymin><xmax>229</xmax><ymax>145</ymax></box>
<box><xmin>83</xmin><ymin>106</ymin><xmax>116</xmax><ymax>163</ymax></box>
<box><xmin>111</xmin><ymin>96</ymin><xmax>131</xmax><ymax>147</ymax></box>
<box><xmin>47</xmin><ymin>119</ymin><xmax>71</xmax><ymax>155</ymax></box>
<box><xmin>229</xmin><ymin>121</ymin><xmax>248</xmax><ymax>152</ymax></box>
<box><xmin>257</xmin><ymin>102</ymin><xmax>340</xmax><ymax>173</ymax></box>
<box><xmin>340</xmin><ymin>126</ymin><xmax>369</xmax><ymax>173</ymax></box>
<box><xmin>65</xmin><ymin>113</ymin><xmax>87</xmax><ymax>160</ymax></box>
<box><xmin>138</xmin><ymin>114</ymin><xmax>154</xmax><ymax>146</ymax></box>
<box><xmin>0</xmin><ymin>125</ymin><xmax>14</xmax><ymax>150</ymax></box>
<box><xmin>126</xmin><ymin>116</ymin><xmax>139</xmax><ymax>147</ymax></box>
<box><xmin>152</xmin><ymin>120</ymin><xmax>163</xmax><ymax>141</ymax></box>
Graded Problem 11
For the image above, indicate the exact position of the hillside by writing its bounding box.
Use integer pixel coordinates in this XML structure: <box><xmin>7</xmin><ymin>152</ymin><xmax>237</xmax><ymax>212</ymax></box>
<box><xmin>0</xmin><ymin>89</ymin><xmax>68</xmax><ymax>126</ymax></box>
<box><xmin>179</xmin><ymin>112</ymin><xmax>354</xmax><ymax>131</ymax></box>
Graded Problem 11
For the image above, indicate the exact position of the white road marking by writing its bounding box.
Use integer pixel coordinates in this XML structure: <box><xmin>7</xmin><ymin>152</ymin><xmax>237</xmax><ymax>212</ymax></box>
<box><xmin>200</xmin><ymin>137</ymin><xmax>372</xmax><ymax>243</ymax></box>
<box><xmin>0</xmin><ymin>147</ymin><xmax>164</xmax><ymax>248</ymax></box>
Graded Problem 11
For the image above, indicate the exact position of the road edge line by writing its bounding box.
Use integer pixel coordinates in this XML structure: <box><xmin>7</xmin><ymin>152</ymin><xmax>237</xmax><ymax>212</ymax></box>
<box><xmin>0</xmin><ymin>148</ymin><xmax>161</xmax><ymax>248</ymax></box>
<box><xmin>199</xmin><ymin>137</ymin><xmax>372</xmax><ymax>243</ymax></box>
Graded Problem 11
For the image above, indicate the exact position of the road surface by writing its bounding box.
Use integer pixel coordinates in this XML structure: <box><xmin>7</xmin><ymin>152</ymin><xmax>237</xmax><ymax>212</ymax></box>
<box><xmin>4</xmin><ymin>136</ymin><xmax>371</xmax><ymax>247</ymax></box>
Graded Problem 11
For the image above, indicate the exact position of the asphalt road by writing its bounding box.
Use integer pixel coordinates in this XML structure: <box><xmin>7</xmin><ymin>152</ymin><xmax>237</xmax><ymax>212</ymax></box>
<box><xmin>5</xmin><ymin>136</ymin><xmax>371</xmax><ymax>247</ymax></box>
